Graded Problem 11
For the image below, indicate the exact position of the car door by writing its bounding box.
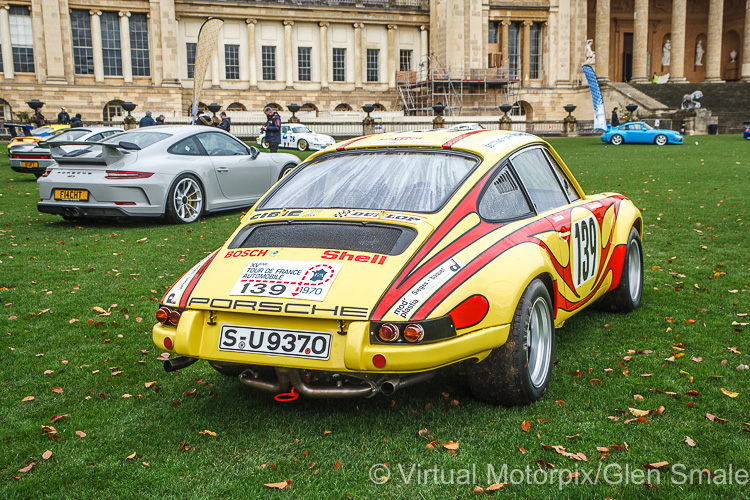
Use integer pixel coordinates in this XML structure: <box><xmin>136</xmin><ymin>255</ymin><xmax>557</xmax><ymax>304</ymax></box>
<box><xmin>195</xmin><ymin>132</ymin><xmax>271</xmax><ymax>201</ymax></box>
<box><xmin>627</xmin><ymin>124</ymin><xmax>649</xmax><ymax>144</ymax></box>
<box><xmin>280</xmin><ymin>125</ymin><xmax>293</xmax><ymax>148</ymax></box>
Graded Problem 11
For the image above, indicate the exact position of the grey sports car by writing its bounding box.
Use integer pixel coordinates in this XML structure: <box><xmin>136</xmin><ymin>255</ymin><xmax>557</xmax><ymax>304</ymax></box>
<box><xmin>37</xmin><ymin>125</ymin><xmax>300</xmax><ymax>223</ymax></box>
<box><xmin>10</xmin><ymin>126</ymin><xmax>124</xmax><ymax>178</ymax></box>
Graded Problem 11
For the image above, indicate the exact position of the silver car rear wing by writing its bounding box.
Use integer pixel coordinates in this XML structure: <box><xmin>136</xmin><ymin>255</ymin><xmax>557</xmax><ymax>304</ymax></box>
<box><xmin>39</xmin><ymin>141</ymin><xmax>136</xmax><ymax>166</ymax></box>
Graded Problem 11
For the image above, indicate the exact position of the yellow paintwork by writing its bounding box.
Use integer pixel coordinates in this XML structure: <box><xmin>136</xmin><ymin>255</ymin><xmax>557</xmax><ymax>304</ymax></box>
<box><xmin>7</xmin><ymin>124</ymin><xmax>70</xmax><ymax>150</ymax></box>
<box><xmin>153</xmin><ymin>129</ymin><xmax>642</xmax><ymax>375</ymax></box>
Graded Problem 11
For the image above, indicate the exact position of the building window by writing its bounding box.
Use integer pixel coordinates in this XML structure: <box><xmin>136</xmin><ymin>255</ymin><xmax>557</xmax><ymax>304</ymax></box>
<box><xmin>332</xmin><ymin>48</ymin><xmax>346</xmax><ymax>82</ymax></box>
<box><xmin>262</xmin><ymin>46</ymin><xmax>276</xmax><ymax>81</ymax></box>
<box><xmin>70</xmin><ymin>10</ymin><xmax>94</xmax><ymax>75</ymax></box>
<box><xmin>186</xmin><ymin>43</ymin><xmax>196</xmax><ymax>78</ymax></box>
<box><xmin>530</xmin><ymin>23</ymin><xmax>541</xmax><ymax>79</ymax></box>
<box><xmin>130</xmin><ymin>13</ymin><xmax>150</xmax><ymax>76</ymax></box>
<box><xmin>9</xmin><ymin>6</ymin><xmax>34</xmax><ymax>73</ymax></box>
<box><xmin>0</xmin><ymin>99</ymin><xmax>10</xmax><ymax>120</ymax></box>
<box><xmin>0</xmin><ymin>42</ymin><xmax>3</xmax><ymax>73</ymax></box>
<box><xmin>101</xmin><ymin>12</ymin><xmax>122</xmax><ymax>76</ymax></box>
<box><xmin>399</xmin><ymin>49</ymin><xmax>412</xmax><ymax>71</ymax></box>
<box><xmin>366</xmin><ymin>48</ymin><xmax>379</xmax><ymax>82</ymax></box>
<box><xmin>298</xmin><ymin>47</ymin><xmax>311</xmax><ymax>82</ymax></box>
<box><xmin>508</xmin><ymin>22</ymin><xmax>520</xmax><ymax>80</ymax></box>
<box><xmin>103</xmin><ymin>100</ymin><xmax>124</xmax><ymax>121</ymax></box>
<box><xmin>334</xmin><ymin>103</ymin><xmax>352</xmax><ymax>111</ymax></box>
<box><xmin>225</xmin><ymin>44</ymin><xmax>239</xmax><ymax>80</ymax></box>
<box><xmin>488</xmin><ymin>21</ymin><xmax>499</xmax><ymax>44</ymax></box>
<box><xmin>227</xmin><ymin>102</ymin><xmax>246</xmax><ymax>111</ymax></box>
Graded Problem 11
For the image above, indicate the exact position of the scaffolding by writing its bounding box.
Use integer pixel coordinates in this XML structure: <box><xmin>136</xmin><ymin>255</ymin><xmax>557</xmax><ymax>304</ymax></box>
<box><xmin>397</xmin><ymin>54</ymin><xmax>521</xmax><ymax>116</ymax></box>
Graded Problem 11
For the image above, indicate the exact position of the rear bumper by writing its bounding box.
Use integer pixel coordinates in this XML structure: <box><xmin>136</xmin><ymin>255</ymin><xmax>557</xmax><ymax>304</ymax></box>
<box><xmin>37</xmin><ymin>202</ymin><xmax>162</xmax><ymax>218</ymax></box>
<box><xmin>152</xmin><ymin>310</ymin><xmax>509</xmax><ymax>373</ymax></box>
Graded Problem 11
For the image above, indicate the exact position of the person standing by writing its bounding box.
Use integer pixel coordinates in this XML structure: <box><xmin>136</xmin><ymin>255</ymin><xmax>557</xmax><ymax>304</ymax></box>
<box><xmin>611</xmin><ymin>107</ymin><xmax>620</xmax><ymax>127</ymax></box>
<box><xmin>70</xmin><ymin>113</ymin><xmax>83</xmax><ymax>128</ymax></box>
<box><xmin>32</xmin><ymin>109</ymin><xmax>46</xmax><ymax>128</ymax></box>
<box><xmin>57</xmin><ymin>107</ymin><xmax>70</xmax><ymax>125</ymax></box>
<box><xmin>139</xmin><ymin>110</ymin><xmax>156</xmax><ymax>127</ymax></box>
<box><xmin>218</xmin><ymin>112</ymin><xmax>231</xmax><ymax>132</ymax></box>
<box><xmin>155</xmin><ymin>114</ymin><xmax>165</xmax><ymax>125</ymax></box>
<box><xmin>261</xmin><ymin>106</ymin><xmax>281</xmax><ymax>152</ymax></box>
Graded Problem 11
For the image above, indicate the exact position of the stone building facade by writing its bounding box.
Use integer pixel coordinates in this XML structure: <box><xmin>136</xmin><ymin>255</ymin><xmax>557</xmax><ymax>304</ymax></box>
<box><xmin>0</xmin><ymin>0</ymin><xmax>748</xmax><ymax>123</ymax></box>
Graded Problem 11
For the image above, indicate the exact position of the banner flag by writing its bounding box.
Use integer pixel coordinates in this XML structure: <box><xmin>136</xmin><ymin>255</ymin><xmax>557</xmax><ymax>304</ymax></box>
<box><xmin>581</xmin><ymin>64</ymin><xmax>607</xmax><ymax>131</ymax></box>
<box><xmin>192</xmin><ymin>18</ymin><xmax>224</xmax><ymax>123</ymax></box>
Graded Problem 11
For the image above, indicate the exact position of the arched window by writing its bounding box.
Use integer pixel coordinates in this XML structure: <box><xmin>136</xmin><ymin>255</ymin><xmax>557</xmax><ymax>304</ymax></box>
<box><xmin>187</xmin><ymin>102</ymin><xmax>208</xmax><ymax>115</ymax></box>
<box><xmin>372</xmin><ymin>103</ymin><xmax>386</xmax><ymax>111</ymax></box>
<box><xmin>264</xmin><ymin>103</ymin><xmax>282</xmax><ymax>111</ymax></box>
<box><xmin>0</xmin><ymin>99</ymin><xmax>11</xmax><ymax>121</ymax></box>
<box><xmin>334</xmin><ymin>103</ymin><xmax>352</xmax><ymax>112</ymax></box>
<box><xmin>300</xmin><ymin>103</ymin><xmax>318</xmax><ymax>116</ymax></box>
<box><xmin>510</xmin><ymin>101</ymin><xmax>527</xmax><ymax>117</ymax></box>
<box><xmin>227</xmin><ymin>102</ymin><xmax>246</xmax><ymax>111</ymax></box>
<box><xmin>103</xmin><ymin>100</ymin><xmax>125</xmax><ymax>121</ymax></box>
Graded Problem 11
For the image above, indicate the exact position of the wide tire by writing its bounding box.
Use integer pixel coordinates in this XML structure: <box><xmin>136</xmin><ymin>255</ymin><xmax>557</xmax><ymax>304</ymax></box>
<box><xmin>610</xmin><ymin>134</ymin><xmax>624</xmax><ymax>145</ymax></box>
<box><xmin>466</xmin><ymin>279</ymin><xmax>555</xmax><ymax>406</ymax></box>
<box><xmin>278</xmin><ymin>163</ymin><xmax>297</xmax><ymax>180</ymax></box>
<box><xmin>597</xmin><ymin>227</ymin><xmax>643</xmax><ymax>313</ymax></box>
<box><xmin>261</xmin><ymin>139</ymin><xmax>269</xmax><ymax>149</ymax></box>
<box><xmin>297</xmin><ymin>139</ymin><xmax>308</xmax><ymax>151</ymax></box>
<box><xmin>166</xmin><ymin>174</ymin><xmax>204</xmax><ymax>224</ymax></box>
<box><xmin>654</xmin><ymin>134</ymin><xmax>667</xmax><ymax>146</ymax></box>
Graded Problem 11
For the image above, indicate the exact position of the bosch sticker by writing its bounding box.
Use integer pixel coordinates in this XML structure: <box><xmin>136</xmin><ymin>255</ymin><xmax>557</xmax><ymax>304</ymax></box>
<box><xmin>391</xmin><ymin>258</ymin><xmax>464</xmax><ymax>319</ymax></box>
<box><xmin>230</xmin><ymin>260</ymin><xmax>342</xmax><ymax>301</ymax></box>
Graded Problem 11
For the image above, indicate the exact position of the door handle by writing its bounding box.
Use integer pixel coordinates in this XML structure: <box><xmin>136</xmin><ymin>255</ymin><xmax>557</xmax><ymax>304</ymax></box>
<box><xmin>216</xmin><ymin>168</ymin><xmax>229</xmax><ymax>173</ymax></box>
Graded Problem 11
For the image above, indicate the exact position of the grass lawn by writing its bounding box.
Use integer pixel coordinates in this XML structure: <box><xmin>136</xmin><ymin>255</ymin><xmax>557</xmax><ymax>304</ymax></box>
<box><xmin>0</xmin><ymin>135</ymin><xmax>747</xmax><ymax>498</ymax></box>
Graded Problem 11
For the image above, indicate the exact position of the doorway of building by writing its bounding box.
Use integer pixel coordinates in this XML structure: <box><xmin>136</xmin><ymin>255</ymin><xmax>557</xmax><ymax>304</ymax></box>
<box><xmin>622</xmin><ymin>33</ymin><xmax>633</xmax><ymax>82</ymax></box>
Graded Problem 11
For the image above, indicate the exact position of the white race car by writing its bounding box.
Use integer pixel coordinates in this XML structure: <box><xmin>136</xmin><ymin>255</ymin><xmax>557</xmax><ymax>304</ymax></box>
<box><xmin>258</xmin><ymin>123</ymin><xmax>335</xmax><ymax>151</ymax></box>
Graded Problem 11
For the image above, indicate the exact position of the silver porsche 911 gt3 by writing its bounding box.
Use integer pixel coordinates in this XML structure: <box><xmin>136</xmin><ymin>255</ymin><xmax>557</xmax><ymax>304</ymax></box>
<box><xmin>37</xmin><ymin>125</ymin><xmax>300</xmax><ymax>223</ymax></box>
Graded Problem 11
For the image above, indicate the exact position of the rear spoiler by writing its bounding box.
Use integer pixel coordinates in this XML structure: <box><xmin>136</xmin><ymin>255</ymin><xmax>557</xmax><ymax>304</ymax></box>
<box><xmin>2</xmin><ymin>123</ymin><xmax>34</xmax><ymax>138</ymax></box>
<box><xmin>39</xmin><ymin>141</ymin><xmax>140</xmax><ymax>166</ymax></box>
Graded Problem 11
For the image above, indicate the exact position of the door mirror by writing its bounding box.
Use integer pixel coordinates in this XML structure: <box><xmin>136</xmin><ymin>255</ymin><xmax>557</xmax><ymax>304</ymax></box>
<box><xmin>249</xmin><ymin>146</ymin><xmax>260</xmax><ymax>160</ymax></box>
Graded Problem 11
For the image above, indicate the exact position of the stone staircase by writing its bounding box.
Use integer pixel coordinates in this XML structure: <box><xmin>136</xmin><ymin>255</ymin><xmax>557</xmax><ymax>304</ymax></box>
<box><xmin>630</xmin><ymin>82</ymin><xmax>750</xmax><ymax>134</ymax></box>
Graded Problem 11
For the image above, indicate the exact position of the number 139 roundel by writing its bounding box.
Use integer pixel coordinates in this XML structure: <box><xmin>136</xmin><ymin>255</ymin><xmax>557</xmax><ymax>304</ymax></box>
<box><xmin>153</xmin><ymin>129</ymin><xmax>643</xmax><ymax>406</ymax></box>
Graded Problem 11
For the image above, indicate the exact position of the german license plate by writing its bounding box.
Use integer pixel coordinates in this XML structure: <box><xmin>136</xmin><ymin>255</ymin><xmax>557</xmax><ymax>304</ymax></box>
<box><xmin>21</xmin><ymin>161</ymin><xmax>38</xmax><ymax>168</ymax></box>
<box><xmin>54</xmin><ymin>189</ymin><xmax>89</xmax><ymax>201</ymax></box>
<box><xmin>218</xmin><ymin>325</ymin><xmax>331</xmax><ymax>360</ymax></box>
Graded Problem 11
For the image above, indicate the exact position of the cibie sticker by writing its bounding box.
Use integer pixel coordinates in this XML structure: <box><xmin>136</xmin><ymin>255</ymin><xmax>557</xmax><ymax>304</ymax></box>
<box><xmin>230</xmin><ymin>260</ymin><xmax>342</xmax><ymax>302</ymax></box>
<box><xmin>391</xmin><ymin>258</ymin><xmax>463</xmax><ymax>319</ymax></box>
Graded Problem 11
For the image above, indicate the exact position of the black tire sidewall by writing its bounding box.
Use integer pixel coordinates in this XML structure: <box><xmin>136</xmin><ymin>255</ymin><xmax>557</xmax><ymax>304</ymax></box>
<box><xmin>166</xmin><ymin>174</ymin><xmax>203</xmax><ymax>224</ymax></box>
<box><xmin>514</xmin><ymin>280</ymin><xmax>555</xmax><ymax>402</ymax></box>
<box><xmin>620</xmin><ymin>228</ymin><xmax>643</xmax><ymax>310</ymax></box>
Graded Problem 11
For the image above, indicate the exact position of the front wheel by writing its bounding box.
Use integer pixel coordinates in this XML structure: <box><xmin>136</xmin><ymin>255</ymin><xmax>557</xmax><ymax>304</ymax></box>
<box><xmin>610</xmin><ymin>134</ymin><xmax>624</xmax><ymax>145</ymax></box>
<box><xmin>166</xmin><ymin>175</ymin><xmax>204</xmax><ymax>224</ymax></box>
<box><xmin>297</xmin><ymin>139</ymin><xmax>308</xmax><ymax>151</ymax></box>
<box><xmin>597</xmin><ymin>227</ymin><xmax>643</xmax><ymax>312</ymax></box>
<box><xmin>654</xmin><ymin>134</ymin><xmax>667</xmax><ymax>146</ymax></box>
<box><xmin>466</xmin><ymin>279</ymin><xmax>555</xmax><ymax>406</ymax></box>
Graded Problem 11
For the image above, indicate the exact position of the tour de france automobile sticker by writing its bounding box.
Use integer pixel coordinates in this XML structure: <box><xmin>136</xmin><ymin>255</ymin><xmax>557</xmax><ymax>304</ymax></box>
<box><xmin>229</xmin><ymin>260</ymin><xmax>343</xmax><ymax>301</ymax></box>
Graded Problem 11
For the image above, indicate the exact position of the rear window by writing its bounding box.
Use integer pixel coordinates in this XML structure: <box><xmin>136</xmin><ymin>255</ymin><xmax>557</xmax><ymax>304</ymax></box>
<box><xmin>49</xmin><ymin>130</ymin><xmax>90</xmax><ymax>142</ymax></box>
<box><xmin>260</xmin><ymin>151</ymin><xmax>478</xmax><ymax>213</ymax></box>
<box><xmin>31</xmin><ymin>127</ymin><xmax>55</xmax><ymax>135</ymax></box>
<box><xmin>102</xmin><ymin>131</ymin><xmax>171</xmax><ymax>149</ymax></box>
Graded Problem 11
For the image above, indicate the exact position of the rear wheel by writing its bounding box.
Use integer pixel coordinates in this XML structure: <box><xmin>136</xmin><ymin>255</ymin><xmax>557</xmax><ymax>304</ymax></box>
<box><xmin>597</xmin><ymin>227</ymin><xmax>643</xmax><ymax>312</ymax></box>
<box><xmin>278</xmin><ymin>164</ymin><xmax>297</xmax><ymax>180</ymax></box>
<box><xmin>166</xmin><ymin>175</ymin><xmax>203</xmax><ymax>224</ymax></box>
<box><xmin>297</xmin><ymin>139</ymin><xmax>308</xmax><ymax>151</ymax></box>
<box><xmin>610</xmin><ymin>134</ymin><xmax>624</xmax><ymax>145</ymax></box>
<box><xmin>261</xmin><ymin>139</ymin><xmax>269</xmax><ymax>149</ymax></box>
<box><xmin>466</xmin><ymin>279</ymin><xmax>555</xmax><ymax>406</ymax></box>
<box><xmin>654</xmin><ymin>134</ymin><xmax>668</xmax><ymax>146</ymax></box>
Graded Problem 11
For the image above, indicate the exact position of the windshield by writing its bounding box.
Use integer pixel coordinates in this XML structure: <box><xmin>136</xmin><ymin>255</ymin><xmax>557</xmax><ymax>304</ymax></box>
<box><xmin>260</xmin><ymin>151</ymin><xmax>478</xmax><ymax>213</ymax></box>
<box><xmin>49</xmin><ymin>130</ymin><xmax>90</xmax><ymax>142</ymax></box>
<box><xmin>31</xmin><ymin>127</ymin><xmax>54</xmax><ymax>135</ymax></box>
<box><xmin>292</xmin><ymin>126</ymin><xmax>311</xmax><ymax>134</ymax></box>
<box><xmin>102</xmin><ymin>131</ymin><xmax>171</xmax><ymax>149</ymax></box>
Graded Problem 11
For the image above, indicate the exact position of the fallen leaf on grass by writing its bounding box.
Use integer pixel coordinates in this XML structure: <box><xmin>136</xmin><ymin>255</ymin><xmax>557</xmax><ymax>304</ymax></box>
<box><xmin>323</xmin><ymin>430</ymin><xmax>332</xmax><ymax>436</ymax></box>
<box><xmin>144</xmin><ymin>381</ymin><xmax>156</xmax><ymax>388</ymax></box>
<box><xmin>521</xmin><ymin>421</ymin><xmax>531</xmax><ymax>432</ymax></box>
<box><xmin>334</xmin><ymin>460</ymin><xmax>340</xmax><ymax>471</ymax></box>
<box><xmin>142</xmin><ymin>462</ymin><xmax>150</xmax><ymax>468</ymax></box>
<box><xmin>18</xmin><ymin>462</ymin><xmax>36</xmax><ymax>473</ymax></box>
<box><xmin>22</xmin><ymin>396</ymin><xmax>34</xmax><ymax>402</ymax></box>
<box><xmin>515</xmin><ymin>445</ymin><xmax>526</xmax><ymax>454</ymax></box>
<box><xmin>264</xmin><ymin>480</ymin><xmax>291</xmax><ymax>490</ymax></box>
<box><xmin>126</xmin><ymin>453</ymin><xmax>136</xmax><ymax>460</ymax></box>
<box><xmin>443</xmin><ymin>441</ymin><xmax>459</xmax><ymax>451</ymax></box>
<box><xmin>52</xmin><ymin>387</ymin><xmax>63</xmax><ymax>393</ymax></box>
<box><xmin>42</xmin><ymin>451</ymin><xmax>52</xmax><ymax>460</ymax></box>
<box><xmin>184</xmin><ymin>389</ymin><xmax>197</xmax><ymax>395</ymax></box>
<box><xmin>644</xmin><ymin>461</ymin><xmax>670</xmax><ymax>469</ymax></box>
<box><xmin>536</xmin><ymin>459</ymin><xmax>555</xmax><ymax>469</ymax></box>
<box><xmin>418</xmin><ymin>428</ymin><xmax>429</xmax><ymax>436</ymax></box>
<box><xmin>41</xmin><ymin>425</ymin><xmax>57</xmax><ymax>434</ymax></box>
<box><xmin>720</xmin><ymin>388</ymin><xmax>739</xmax><ymax>398</ymax></box>
<box><xmin>199</xmin><ymin>430</ymin><xmax>217</xmax><ymax>436</ymax></box>
<box><xmin>685</xmin><ymin>390</ymin><xmax>699</xmax><ymax>397</ymax></box>
<box><xmin>706</xmin><ymin>413</ymin><xmax>728</xmax><ymax>423</ymax></box>
<box><xmin>487</xmin><ymin>483</ymin><xmax>508</xmax><ymax>491</ymax></box>
<box><xmin>727</xmin><ymin>347</ymin><xmax>741</xmax><ymax>354</ymax></box>
<box><xmin>44</xmin><ymin>370</ymin><xmax>54</xmax><ymax>375</ymax></box>
<box><xmin>75</xmin><ymin>431</ymin><xmax>86</xmax><ymax>438</ymax></box>
<box><xmin>474</xmin><ymin>486</ymin><xmax>484</xmax><ymax>494</ymax></box>
<box><xmin>685</xmin><ymin>436</ymin><xmax>696</xmax><ymax>447</ymax></box>
<box><xmin>629</xmin><ymin>408</ymin><xmax>650</xmax><ymax>417</ymax></box>
<box><xmin>590</xmin><ymin>378</ymin><xmax>601</xmax><ymax>386</ymax></box>
<box><xmin>541</xmin><ymin>444</ymin><xmax>587</xmax><ymax>462</ymax></box>
<box><xmin>50</xmin><ymin>414</ymin><xmax>68</xmax><ymax>423</ymax></box>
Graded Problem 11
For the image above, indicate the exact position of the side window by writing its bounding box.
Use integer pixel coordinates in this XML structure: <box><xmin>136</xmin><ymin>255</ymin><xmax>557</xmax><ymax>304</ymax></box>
<box><xmin>511</xmin><ymin>148</ymin><xmax>569</xmax><ymax>213</ymax></box>
<box><xmin>85</xmin><ymin>133</ymin><xmax>103</xmax><ymax>142</ymax></box>
<box><xmin>196</xmin><ymin>133</ymin><xmax>247</xmax><ymax>156</ymax></box>
<box><xmin>478</xmin><ymin>165</ymin><xmax>533</xmax><ymax>221</ymax></box>
<box><xmin>543</xmin><ymin>149</ymin><xmax>580</xmax><ymax>202</ymax></box>
<box><xmin>101</xmin><ymin>130</ymin><xmax>119</xmax><ymax>138</ymax></box>
<box><xmin>281</xmin><ymin>126</ymin><xmax>289</xmax><ymax>134</ymax></box>
<box><xmin>169</xmin><ymin>136</ymin><xmax>202</xmax><ymax>156</ymax></box>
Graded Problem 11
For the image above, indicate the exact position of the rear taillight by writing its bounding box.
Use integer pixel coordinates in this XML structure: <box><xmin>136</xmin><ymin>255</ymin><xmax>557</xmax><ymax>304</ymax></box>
<box><xmin>12</xmin><ymin>153</ymin><xmax>51</xmax><ymax>159</ymax></box>
<box><xmin>105</xmin><ymin>170</ymin><xmax>154</xmax><ymax>179</ymax></box>
<box><xmin>378</xmin><ymin>324</ymin><xmax>399</xmax><ymax>342</ymax></box>
<box><xmin>169</xmin><ymin>309</ymin><xmax>182</xmax><ymax>325</ymax></box>
<box><xmin>41</xmin><ymin>168</ymin><xmax>52</xmax><ymax>178</ymax></box>
<box><xmin>156</xmin><ymin>307</ymin><xmax>170</xmax><ymax>324</ymax></box>
<box><xmin>157</xmin><ymin>306</ymin><xmax>183</xmax><ymax>326</ymax></box>
<box><xmin>403</xmin><ymin>324</ymin><xmax>425</xmax><ymax>343</ymax></box>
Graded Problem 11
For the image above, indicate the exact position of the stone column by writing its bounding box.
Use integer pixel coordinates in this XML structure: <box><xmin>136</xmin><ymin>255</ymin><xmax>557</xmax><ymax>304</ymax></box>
<box><xmin>631</xmin><ymin>0</ymin><xmax>649</xmax><ymax>83</ymax></box>
<box><xmin>0</xmin><ymin>5</ymin><xmax>14</xmax><ymax>79</ymax></box>
<box><xmin>595</xmin><ymin>0</ymin><xmax>610</xmax><ymax>81</ymax></box>
<box><xmin>246</xmin><ymin>19</ymin><xmax>257</xmax><ymax>88</ymax></box>
<box><xmin>387</xmin><ymin>25</ymin><xmax>397</xmax><ymax>89</ymax></box>
<box><xmin>500</xmin><ymin>20</ymin><xmax>509</xmax><ymax>72</ymax></box>
<box><xmin>420</xmin><ymin>25</ymin><xmax>428</xmax><ymax>69</ymax></box>
<box><xmin>522</xmin><ymin>21</ymin><xmax>532</xmax><ymax>85</ymax></box>
<box><xmin>119</xmin><ymin>11</ymin><xmax>132</xmax><ymax>83</ymax></box>
<box><xmin>741</xmin><ymin>0</ymin><xmax>750</xmax><ymax>81</ymax></box>
<box><xmin>705</xmin><ymin>0</ymin><xmax>724</xmax><ymax>82</ymax></box>
<box><xmin>319</xmin><ymin>22</ymin><xmax>329</xmax><ymax>88</ymax></box>
<box><xmin>90</xmin><ymin>10</ymin><xmax>104</xmax><ymax>83</ymax></box>
<box><xmin>354</xmin><ymin>22</ymin><xmax>363</xmax><ymax>89</ymax></box>
<box><xmin>158</xmin><ymin>0</ymin><xmax>179</xmax><ymax>86</ymax></box>
<box><xmin>39</xmin><ymin>0</ymin><xmax>66</xmax><ymax>82</ymax></box>
<box><xmin>670</xmin><ymin>0</ymin><xmax>687</xmax><ymax>82</ymax></box>
<box><xmin>211</xmin><ymin>42</ymin><xmax>220</xmax><ymax>86</ymax></box>
<box><xmin>149</xmin><ymin>2</ymin><xmax>163</xmax><ymax>86</ymax></box>
<box><xmin>284</xmin><ymin>20</ymin><xmax>294</xmax><ymax>88</ymax></box>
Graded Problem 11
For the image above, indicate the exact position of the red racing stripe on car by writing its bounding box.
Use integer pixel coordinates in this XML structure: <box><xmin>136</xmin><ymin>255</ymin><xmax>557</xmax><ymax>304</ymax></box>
<box><xmin>178</xmin><ymin>250</ymin><xmax>219</xmax><ymax>308</ymax></box>
<box><xmin>442</xmin><ymin>130</ymin><xmax>488</xmax><ymax>149</ymax></box>
<box><xmin>336</xmin><ymin>135</ymin><xmax>372</xmax><ymax>151</ymax></box>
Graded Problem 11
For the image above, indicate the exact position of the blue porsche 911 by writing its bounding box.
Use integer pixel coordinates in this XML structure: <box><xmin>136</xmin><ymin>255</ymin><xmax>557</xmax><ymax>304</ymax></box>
<box><xmin>601</xmin><ymin>122</ymin><xmax>683</xmax><ymax>146</ymax></box>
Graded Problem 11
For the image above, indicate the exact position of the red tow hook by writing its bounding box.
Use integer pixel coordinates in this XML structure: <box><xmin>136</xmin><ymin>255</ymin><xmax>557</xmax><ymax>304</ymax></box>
<box><xmin>274</xmin><ymin>386</ymin><xmax>299</xmax><ymax>402</ymax></box>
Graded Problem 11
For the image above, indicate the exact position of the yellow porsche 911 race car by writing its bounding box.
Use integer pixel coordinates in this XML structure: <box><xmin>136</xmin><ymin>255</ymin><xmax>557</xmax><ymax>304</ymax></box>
<box><xmin>153</xmin><ymin>129</ymin><xmax>643</xmax><ymax>406</ymax></box>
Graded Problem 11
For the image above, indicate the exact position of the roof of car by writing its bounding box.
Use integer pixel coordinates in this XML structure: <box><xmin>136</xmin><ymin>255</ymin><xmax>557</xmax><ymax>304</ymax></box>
<box><xmin>121</xmin><ymin>125</ymin><xmax>230</xmax><ymax>138</ymax></box>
